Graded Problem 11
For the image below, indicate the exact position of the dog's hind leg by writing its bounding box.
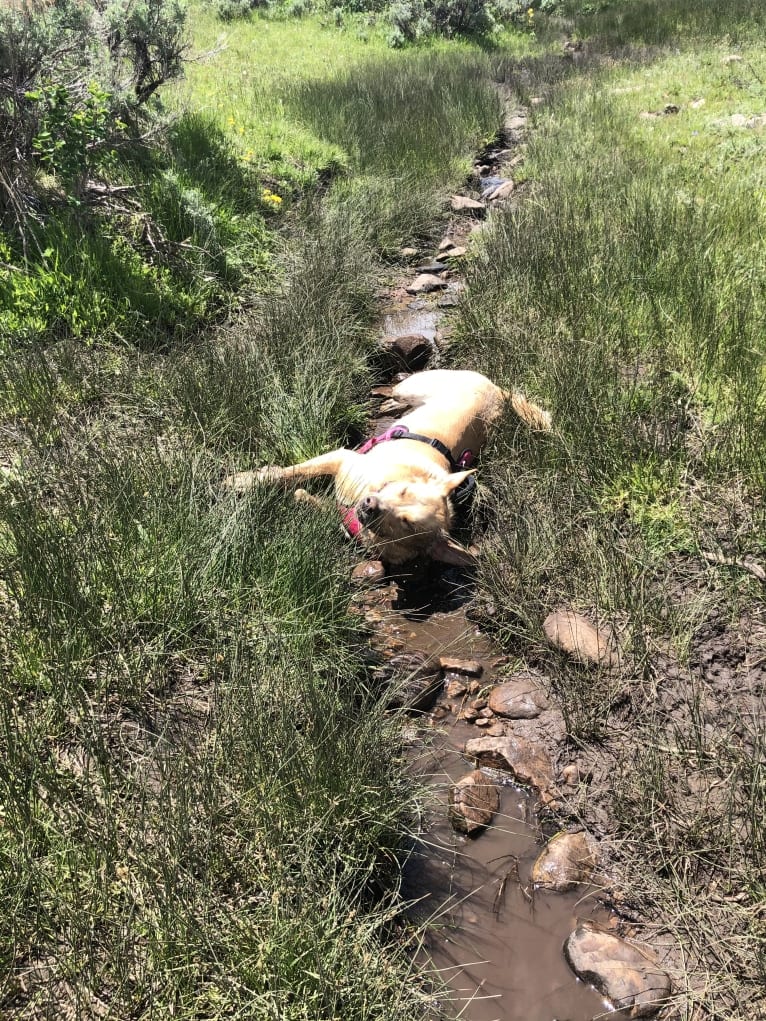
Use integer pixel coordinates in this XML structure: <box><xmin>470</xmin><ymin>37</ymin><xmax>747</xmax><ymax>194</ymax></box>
<box><xmin>378</xmin><ymin>373</ymin><xmax>450</xmax><ymax>415</ymax></box>
<box><xmin>387</xmin><ymin>372</ymin><xmax>444</xmax><ymax>408</ymax></box>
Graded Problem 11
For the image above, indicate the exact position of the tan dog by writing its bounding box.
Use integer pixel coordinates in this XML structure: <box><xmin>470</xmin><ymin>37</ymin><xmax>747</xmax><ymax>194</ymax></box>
<box><xmin>226</xmin><ymin>369</ymin><xmax>550</xmax><ymax>565</ymax></box>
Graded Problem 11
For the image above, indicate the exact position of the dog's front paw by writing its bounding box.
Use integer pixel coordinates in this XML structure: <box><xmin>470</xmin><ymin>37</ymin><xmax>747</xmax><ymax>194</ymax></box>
<box><xmin>224</xmin><ymin>466</ymin><xmax>285</xmax><ymax>492</ymax></box>
<box><xmin>294</xmin><ymin>488</ymin><xmax>325</xmax><ymax>509</ymax></box>
<box><xmin>223</xmin><ymin>470</ymin><xmax>256</xmax><ymax>492</ymax></box>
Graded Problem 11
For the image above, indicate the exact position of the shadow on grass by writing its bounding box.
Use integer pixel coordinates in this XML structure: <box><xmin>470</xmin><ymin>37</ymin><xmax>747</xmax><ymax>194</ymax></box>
<box><xmin>167</xmin><ymin>112</ymin><xmax>264</xmax><ymax>213</ymax></box>
<box><xmin>0</xmin><ymin>110</ymin><xmax>272</xmax><ymax>352</ymax></box>
<box><xmin>547</xmin><ymin>0</ymin><xmax>766</xmax><ymax>49</ymax></box>
<box><xmin>284</xmin><ymin>50</ymin><xmax>501</xmax><ymax>176</ymax></box>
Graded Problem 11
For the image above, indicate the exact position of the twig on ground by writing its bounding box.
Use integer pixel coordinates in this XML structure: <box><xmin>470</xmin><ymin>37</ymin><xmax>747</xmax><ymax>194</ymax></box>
<box><xmin>700</xmin><ymin>550</ymin><xmax>766</xmax><ymax>584</ymax></box>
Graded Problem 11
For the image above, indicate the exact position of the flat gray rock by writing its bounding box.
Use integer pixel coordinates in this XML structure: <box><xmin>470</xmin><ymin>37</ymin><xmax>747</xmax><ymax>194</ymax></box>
<box><xmin>564</xmin><ymin>923</ymin><xmax>671</xmax><ymax>1017</ymax></box>
<box><xmin>479</xmin><ymin>175</ymin><xmax>506</xmax><ymax>195</ymax></box>
<box><xmin>487</xmin><ymin>180</ymin><xmax>515</xmax><ymax>201</ymax></box>
<box><xmin>488</xmin><ymin>673</ymin><xmax>549</xmax><ymax>719</ymax></box>
<box><xmin>406</xmin><ymin>273</ymin><xmax>447</xmax><ymax>294</ymax></box>
<box><xmin>439</xmin><ymin>657</ymin><xmax>483</xmax><ymax>677</ymax></box>
<box><xmin>450</xmin><ymin>194</ymin><xmax>485</xmax><ymax>213</ymax></box>
<box><xmin>415</xmin><ymin>260</ymin><xmax>448</xmax><ymax>274</ymax></box>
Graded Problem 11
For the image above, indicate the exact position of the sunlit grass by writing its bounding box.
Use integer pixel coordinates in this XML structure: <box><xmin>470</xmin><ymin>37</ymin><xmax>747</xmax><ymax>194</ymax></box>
<box><xmin>175</xmin><ymin>13</ymin><xmax>399</xmax><ymax>187</ymax></box>
<box><xmin>452</xmin><ymin>4</ymin><xmax>766</xmax><ymax>1016</ymax></box>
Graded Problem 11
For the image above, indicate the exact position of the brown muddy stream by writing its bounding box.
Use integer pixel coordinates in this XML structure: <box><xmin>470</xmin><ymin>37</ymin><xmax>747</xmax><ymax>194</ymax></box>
<box><xmin>364</xmin><ymin>261</ymin><xmax>615</xmax><ymax>1018</ymax></box>
<box><xmin>369</xmin><ymin>593</ymin><xmax>610</xmax><ymax>1021</ymax></box>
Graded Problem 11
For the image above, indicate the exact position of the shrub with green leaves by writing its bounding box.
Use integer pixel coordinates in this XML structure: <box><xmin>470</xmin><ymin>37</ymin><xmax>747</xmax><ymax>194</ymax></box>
<box><xmin>206</xmin><ymin>0</ymin><xmax>526</xmax><ymax>41</ymax></box>
<box><xmin>0</xmin><ymin>0</ymin><xmax>187</xmax><ymax>233</ymax></box>
<box><xmin>215</xmin><ymin>0</ymin><xmax>269</xmax><ymax>20</ymax></box>
<box><xmin>384</xmin><ymin>0</ymin><xmax>525</xmax><ymax>44</ymax></box>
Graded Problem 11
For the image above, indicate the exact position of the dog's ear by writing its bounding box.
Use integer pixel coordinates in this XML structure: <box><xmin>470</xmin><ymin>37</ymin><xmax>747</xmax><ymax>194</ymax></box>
<box><xmin>429</xmin><ymin>535</ymin><xmax>477</xmax><ymax>568</ymax></box>
<box><xmin>439</xmin><ymin>469</ymin><xmax>476</xmax><ymax>496</ymax></box>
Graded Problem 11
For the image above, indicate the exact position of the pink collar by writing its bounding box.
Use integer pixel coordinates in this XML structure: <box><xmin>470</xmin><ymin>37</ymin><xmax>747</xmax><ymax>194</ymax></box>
<box><xmin>340</xmin><ymin>424</ymin><xmax>408</xmax><ymax>538</ymax></box>
<box><xmin>356</xmin><ymin>422</ymin><xmax>409</xmax><ymax>455</ymax></box>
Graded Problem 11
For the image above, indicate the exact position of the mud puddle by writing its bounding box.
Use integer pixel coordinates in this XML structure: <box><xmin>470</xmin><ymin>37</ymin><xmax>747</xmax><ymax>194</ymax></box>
<box><xmin>380</xmin><ymin>601</ymin><xmax>609</xmax><ymax>1020</ymax></box>
<box><xmin>403</xmin><ymin>772</ymin><xmax>608</xmax><ymax>1021</ymax></box>
<box><xmin>382</xmin><ymin>305</ymin><xmax>440</xmax><ymax>342</ymax></box>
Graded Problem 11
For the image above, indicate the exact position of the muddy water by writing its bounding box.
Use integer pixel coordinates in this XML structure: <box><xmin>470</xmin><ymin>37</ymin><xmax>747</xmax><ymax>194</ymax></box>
<box><xmin>387</xmin><ymin>608</ymin><xmax>609</xmax><ymax>1021</ymax></box>
<box><xmin>382</xmin><ymin>305</ymin><xmax>440</xmax><ymax>341</ymax></box>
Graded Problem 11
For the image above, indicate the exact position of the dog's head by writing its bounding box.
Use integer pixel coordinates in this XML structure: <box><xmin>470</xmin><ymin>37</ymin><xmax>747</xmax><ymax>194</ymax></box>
<box><xmin>354</xmin><ymin>471</ymin><xmax>475</xmax><ymax>565</ymax></box>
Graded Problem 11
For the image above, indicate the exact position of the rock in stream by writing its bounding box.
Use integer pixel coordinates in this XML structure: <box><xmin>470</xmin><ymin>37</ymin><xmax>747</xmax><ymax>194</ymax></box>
<box><xmin>488</xmin><ymin>672</ymin><xmax>549</xmax><ymax>719</ymax></box>
<box><xmin>378</xmin><ymin>651</ymin><xmax>442</xmax><ymax>713</ymax></box>
<box><xmin>531</xmin><ymin>831</ymin><xmax>598</xmax><ymax>891</ymax></box>
<box><xmin>564</xmin><ymin>922</ymin><xmax>672</xmax><ymax>1017</ymax></box>
<box><xmin>465</xmin><ymin>734</ymin><xmax>553</xmax><ymax>790</ymax></box>
<box><xmin>449</xmin><ymin>769</ymin><xmax>500</xmax><ymax>835</ymax></box>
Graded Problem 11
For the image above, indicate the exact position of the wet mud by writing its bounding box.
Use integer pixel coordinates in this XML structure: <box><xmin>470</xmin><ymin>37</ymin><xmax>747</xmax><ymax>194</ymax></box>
<box><xmin>357</xmin><ymin>565</ymin><xmax>610</xmax><ymax>1020</ymax></box>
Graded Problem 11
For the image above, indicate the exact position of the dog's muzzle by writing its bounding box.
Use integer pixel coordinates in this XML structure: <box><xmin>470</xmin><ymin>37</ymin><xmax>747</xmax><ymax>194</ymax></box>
<box><xmin>355</xmin><ymin>494</ymin><xmax>381</xmax><ymax>526</ymax></box>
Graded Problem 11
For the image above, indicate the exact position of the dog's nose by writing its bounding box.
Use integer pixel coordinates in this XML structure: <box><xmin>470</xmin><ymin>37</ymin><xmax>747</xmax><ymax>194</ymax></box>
<box><xmin>357</xmin><ymin>493</ymin><xmax>380</xmax><ymax>524</ymax></box>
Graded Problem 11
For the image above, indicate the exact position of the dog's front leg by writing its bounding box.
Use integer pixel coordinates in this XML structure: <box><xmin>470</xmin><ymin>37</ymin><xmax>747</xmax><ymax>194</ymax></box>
<box><xmin>225</xmin><ymin>449</ymin><xmax>358</xmax><ymax>492</ymax></box>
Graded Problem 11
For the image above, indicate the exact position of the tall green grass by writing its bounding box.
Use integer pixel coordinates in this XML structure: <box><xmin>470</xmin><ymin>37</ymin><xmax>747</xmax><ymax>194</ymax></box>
<box><xmin>0</xmin><ymin>19</ymin><xmax>505</xmax><ymax>1018</ymax></box>
<box><xmin>286</xmin><ymin>51</ymin><xmax>501</xmax><ymax>251</ymax></box>
<box><xmin>452</xmin><ymin>5</ymin><xmax>766</xmax><ymax>1016</ymax></box>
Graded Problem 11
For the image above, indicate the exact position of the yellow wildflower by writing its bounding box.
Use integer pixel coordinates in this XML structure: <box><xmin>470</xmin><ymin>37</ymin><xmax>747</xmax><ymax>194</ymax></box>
<box><xmin>261</xmin><ymin>188</ymin><xmax>283</xmax><ymax>207</ymax></box>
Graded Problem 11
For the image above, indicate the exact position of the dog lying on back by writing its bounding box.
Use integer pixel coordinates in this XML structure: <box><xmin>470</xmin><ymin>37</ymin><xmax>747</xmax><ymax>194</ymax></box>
<box><xmin>226</xmin><ymin>369</ymin><xmax>550</xmax><ymax>566</ymax></box>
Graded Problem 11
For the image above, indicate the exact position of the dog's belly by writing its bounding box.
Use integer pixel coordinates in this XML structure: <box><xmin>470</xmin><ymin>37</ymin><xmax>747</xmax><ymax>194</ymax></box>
<box><xmin>391</xmin><ymin>370</ymin><xmax>505</xmax><ymax>455</ymax></box>
<box><xmin>398</xmin><ymin>406</ymin><xmax>491</xmax><ymax>460</ymax></box>
<box><xmin>397</xmin><ymin>400</ymin><xmax>499</xmax><ymax>460</ymax></box>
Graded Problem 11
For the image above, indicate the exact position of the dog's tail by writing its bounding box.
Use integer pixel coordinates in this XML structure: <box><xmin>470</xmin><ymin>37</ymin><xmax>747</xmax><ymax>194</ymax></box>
<box><xmin>503</xmin><ymin>390</ymin><xmax>552</xmax><ymax>432</ymax></box>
